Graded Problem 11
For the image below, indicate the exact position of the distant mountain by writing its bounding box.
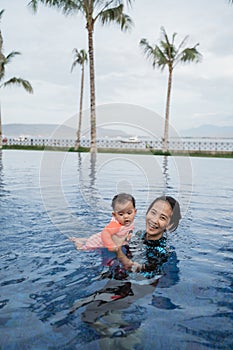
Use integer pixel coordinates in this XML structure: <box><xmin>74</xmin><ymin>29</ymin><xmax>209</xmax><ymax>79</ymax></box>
<box><xmin>3</xmin><ymin>124</ymin><xmax>76</xmax><ymax>138</ymax></box>
<box><xmin>3</xmin><ymin>123</ymin><xmax>233</xmax><ymax>139</ymax></box>
<box><xmin>3</xmin><ymin>123</ymin><xmax>130</xmax><ymax>139</ymax></box>
<box><xmin>180</xmin><ymin>124</ymin><xmax>233</xmax><ymax>138</ymax></box>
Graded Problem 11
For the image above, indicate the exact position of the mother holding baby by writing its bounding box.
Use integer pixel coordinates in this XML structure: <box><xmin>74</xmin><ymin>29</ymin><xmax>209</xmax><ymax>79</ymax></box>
<box><xmin>69</xmin><ymin>195</ymin><xmax>181</xmax><ymax>343</ymax></box>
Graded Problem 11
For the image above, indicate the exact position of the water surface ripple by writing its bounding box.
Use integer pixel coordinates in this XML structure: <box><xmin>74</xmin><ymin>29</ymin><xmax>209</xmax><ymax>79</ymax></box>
<box><xmin>0</xmin><ymin>151</ymin><xmax>232</xmax><ymax>349</ymax></box>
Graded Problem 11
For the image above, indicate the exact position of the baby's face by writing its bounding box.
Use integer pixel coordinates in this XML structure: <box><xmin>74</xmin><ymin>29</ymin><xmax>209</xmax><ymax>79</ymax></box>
<box><xmin>113</xmin><ymin>201</ymin><xmax>137</xmax><ymax>226</ymax></box>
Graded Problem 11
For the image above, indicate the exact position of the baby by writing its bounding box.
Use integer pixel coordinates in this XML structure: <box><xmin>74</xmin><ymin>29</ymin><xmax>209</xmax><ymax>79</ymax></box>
<box><xmin>70</xmin><ymin>193</ymin><xmax>137</xmax><ymax>251</ymax></box>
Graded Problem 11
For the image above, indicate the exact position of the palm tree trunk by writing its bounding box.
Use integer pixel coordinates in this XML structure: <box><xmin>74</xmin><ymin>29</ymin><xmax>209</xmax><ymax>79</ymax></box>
<box><xmin>87</xmin><ymin>26</ymin><xmax>97</xmax><ymax>153</ymax></box>
<box><xmin>75</xmin><ymin>63</ymin><xmax>85</xmax><ymax>151</ymax></box>
<box><xmin>0</xmin><ymin>29</ymin><xmax>4</xmax><ymax>81</ymax></box>
<box><xmin>163</xmin><ymin>67</ymin><xmax>173</xmax><ymax>152</ymax></box>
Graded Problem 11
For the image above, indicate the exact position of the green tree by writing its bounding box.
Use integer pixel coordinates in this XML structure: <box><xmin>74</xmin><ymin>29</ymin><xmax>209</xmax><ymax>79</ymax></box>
<box><xmin>28</xmin><ymin>0</ymin><xmax>134</xmax><ymax>153</ymax></box>
<box><xmin>0</xmin><ymin>9</ymin><xmax>33</xmax><ymax>149</ymax></box>
<box><xmin>71</xmin><ymin>48</ymin><xmax>87</xmax><ymax>151</ymax></box>
<box><xmin>140</xmin><ymin>27</ymin><xmax>202</xmax><ymax>152</ymax></box>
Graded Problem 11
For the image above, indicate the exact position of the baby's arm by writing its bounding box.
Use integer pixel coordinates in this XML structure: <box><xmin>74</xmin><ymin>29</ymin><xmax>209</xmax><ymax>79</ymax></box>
<box><xmin>116</xmin><ymin>247</ymin><xmax>142</xmax><ymax>272</ymax></box>
<box><xmin>101</xmin><ymin>229</ymin><xmax>118</xmax><ymax>251</ymax></box>
<box><xmin>111</xmin><ymin>230</ymin><xmax>132</xmax><ymax>248</ymax></box>
<box><xmin>111</xmin><ymin>234</ymin><xmax>127</xmax><ymax>250</ymax></box>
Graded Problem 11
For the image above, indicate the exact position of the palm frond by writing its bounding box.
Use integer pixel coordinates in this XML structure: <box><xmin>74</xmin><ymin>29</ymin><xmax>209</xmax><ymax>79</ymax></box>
<box><xmin>0</xmin><ymin>64</ymin><xmax>5</xmax><ymax>81</ymax></box>
<box><xmin>27</xmin><ymin>0</ymin><xmax>39</xmax><ymax>12</ymax></box>
<box><xmin>176</xmin><ymin>35</ymin><xmax>189</xmax><ymax>52</ymax></box>
<box><xmin>98</xmin><ymin>4</ymin><xmax>133</xmax><ymax>31</ymax></box>
<box><xmin>140</xmin><ymin>27</ymin><xmax>202</xmax><ymax>71</ymax></box>
<box><xmin>0</xmin><ymin>9</ymin><xmax>5</xmax><ymax>21</ymax></box>
<box><xmin>94</xmin><ymin>0</ymin><xmax>134</xmax><ymax>12</ymax></box>
<box><xmin>154</xmin><ymin>46</ymin><xmax>168</xmax><ymax>70</ymax></box>
<box><xmin>113</xmin><ymin>0</ymin><xmax>135</xmax><ymax>10</ymax></box>
<box><xmin>1</xmin><ymin>77</ymin><xmax>33</xmax><ymax>93</ymax></box>
<box><xmin>5</xmin><ymin>51</ymin><xmax>21</xmax><ymax>64</ymax></box>
<box><xmin>139</xmin><ymin>38</ymin><xmax>155</xmax><ymax>59</ymax></box>
<box><xmin>28</xmin><ymin>0</ymin><xmax>80</xmax><ymax>15</ymax></box>
<box><xmin>126</xmin><ymin>0</ymin><xmax>134</xmax><ymax>7</ymax></box>
<box><xmin>161</xmin><ymin>27</ymin><xmax>171</xmax><ymax>47</ymax></box>
<box><xmin>160</xmin><ymin>27</ymin><xmax>178</xmax><ymax>61</ymax></box>
<box><xmin>59</xmin><ymin>0</ymin><xmax>81</xmax><ymax>15</ymax></box>
<box><xmin>140</xmin><ymin>38</ymin><xmax>167</xmax><ymax>70</ymax></box>
<box><xmin>71</xmin><ymin>48</ymin><xmax>87</xmax><ymax>72</ymax></box>
<box><xmin>179</xmin><ymin>44</ymin><xmax>202</xmax><ymax>63</ymax></box>
<box><xmin>171</xmin><ymin>32</ymin><xmax>177</xmax><ymax>46</ymax></box>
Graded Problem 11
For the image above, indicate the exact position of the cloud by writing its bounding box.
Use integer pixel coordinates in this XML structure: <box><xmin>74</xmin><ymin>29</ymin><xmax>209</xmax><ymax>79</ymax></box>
<box><xmin>193</xmin><ymin>112</ymin><xmax>233</xmax><ymax>127</ymax></box>
<box><xmin>1</xmin><ymin>0</ymin><xmax>232</xmax><ymax>133</ymax></box>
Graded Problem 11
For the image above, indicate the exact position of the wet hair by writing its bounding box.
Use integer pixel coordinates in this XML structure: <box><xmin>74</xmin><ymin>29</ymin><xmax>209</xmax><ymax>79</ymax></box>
<box><xmin>111</xmin><ymin>193</ymin><xmax>136</xmax><ymax>211</ymax></box>
<box><xmin>146</xmin><ymin>196</ymin><xmax>181</xmax><ymax>232</ymax></box>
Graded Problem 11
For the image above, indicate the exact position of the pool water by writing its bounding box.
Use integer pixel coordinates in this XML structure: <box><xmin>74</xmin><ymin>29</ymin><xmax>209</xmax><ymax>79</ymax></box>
<box><xmin>0</xmin><ymin>150</ymin><xmax>232</xmax><ymax>349</ymax></box>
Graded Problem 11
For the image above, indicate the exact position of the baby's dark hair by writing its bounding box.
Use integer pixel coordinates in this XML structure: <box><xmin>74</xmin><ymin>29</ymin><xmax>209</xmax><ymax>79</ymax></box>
<box><xmin>111</xmin><ymin>193</ymin><xmax>136</xmax><ymax>211</ymax></box>
<box><xmin>147</xmin><ymin>195</ymin><xmax>181</xmax><ymax>232</ymax></box>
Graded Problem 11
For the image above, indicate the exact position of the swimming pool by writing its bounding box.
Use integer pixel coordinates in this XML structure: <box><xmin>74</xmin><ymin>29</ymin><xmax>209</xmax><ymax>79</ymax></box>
<box><xmin>0</xmin><ymin>150</ymin><xmax>232</xmax><ymax>349</ymax></box>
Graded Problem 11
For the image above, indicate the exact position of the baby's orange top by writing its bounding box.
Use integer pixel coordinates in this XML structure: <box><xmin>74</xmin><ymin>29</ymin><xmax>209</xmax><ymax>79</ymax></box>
<box><xmin>82</xmin><ymin>217</ymin><xmax>134</xmax><ymax>250</ymax></box>
<box><xmin>101</xmin><ymin>216</ymin><xmax>134</xmax><ymax>249</ymax></box>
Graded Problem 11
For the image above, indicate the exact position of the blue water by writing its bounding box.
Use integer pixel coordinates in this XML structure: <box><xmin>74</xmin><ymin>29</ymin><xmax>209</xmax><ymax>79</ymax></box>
<box><xmin>0</xmin><ymin>150</ymin><xmax>232</xmax><ymax>349</ymax></box>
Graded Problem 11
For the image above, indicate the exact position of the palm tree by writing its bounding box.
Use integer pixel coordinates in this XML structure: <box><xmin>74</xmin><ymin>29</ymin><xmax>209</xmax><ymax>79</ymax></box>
<box><xmin>140</xmin><ymin>27</ymin><xmax>202</xmax><ymax>152</ymax></box>
<box><xmin>0</xmin><ymin>9</ymin><xmax>33</xmax><ymax>149</ymax></box>
<box><xmin>28</xmin><ymin>0</ymin><xmax>134</xmax><ymax>153</ymax></box>
<box><xmin>71</xmin><ymin>48</ymin><xmax>87</xmax><ymax>151</ymax></box>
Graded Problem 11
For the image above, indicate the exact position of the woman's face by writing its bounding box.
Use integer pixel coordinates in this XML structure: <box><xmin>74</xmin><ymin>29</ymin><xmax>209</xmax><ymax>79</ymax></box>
<box><xmin>145</xmin><ymin>200</ymin><xmax>172</xmax><ymax>240</ymax></box>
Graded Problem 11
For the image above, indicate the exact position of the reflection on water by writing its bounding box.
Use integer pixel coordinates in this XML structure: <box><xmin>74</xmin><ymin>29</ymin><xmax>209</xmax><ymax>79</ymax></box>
<box><xmin>0</xmin><ymin>151</ymin><xmax>3</xmax><ymax>194</ymax></box>
<box><xmin>0</xmin><ymin>150</ymin><xmax>232</xmax><ymax>349</ymax></box>
<box><xmin>162</xmin><ymin>155</ymin><xmax>169</xmax><ymax>190</ymax></box>
<box><xmin>71</xmin><ymin>249</ymin><xmax>180</xmax><ymax>348</ymax></box>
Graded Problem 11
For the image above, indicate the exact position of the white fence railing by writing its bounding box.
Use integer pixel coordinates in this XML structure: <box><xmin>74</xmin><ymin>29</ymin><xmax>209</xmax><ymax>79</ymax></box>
<box><xmin>3</xmin><ymin>137</ymin><xmax>233</xmax><ymax>152</ymax></box>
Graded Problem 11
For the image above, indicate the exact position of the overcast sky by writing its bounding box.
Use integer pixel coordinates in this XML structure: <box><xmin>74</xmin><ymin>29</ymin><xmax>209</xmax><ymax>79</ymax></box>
<box><xmin>1</xmin><ymin>0</ymin><xmax>233</xmax><ymax>133</ymax></box>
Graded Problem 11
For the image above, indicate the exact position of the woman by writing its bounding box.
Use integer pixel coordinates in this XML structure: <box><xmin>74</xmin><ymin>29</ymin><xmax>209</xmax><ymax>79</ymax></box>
<box><xmin>71</xmin><ymin>196</ymin><xmax>181</xmax><ymax>309</ymax></box>
<box><xmin>116</xmin><ymin>195</ymin><xmax>181</xmax><ymax>275</ymax></box>
<box><xmin>69</xmin><ymin>196</ymin><xmax>181</xmax><ymax>342</ymax></box>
